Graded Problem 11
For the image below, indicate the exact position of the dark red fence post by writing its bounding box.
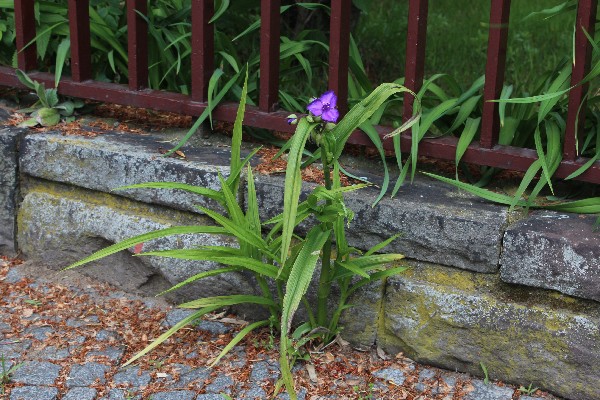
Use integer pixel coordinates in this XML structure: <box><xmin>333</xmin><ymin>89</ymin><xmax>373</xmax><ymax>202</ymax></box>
<box><xmin>259</xmin><ymin>0</ymin><xmax>281</xmax><ymax>112</ymax></box>
<box><xmin>14</xmin><ymin>0</ymin><xmax>37</xmax><ymax>71</ymax></box>
<box><xmin>480</xmin><ymin>0</ymin><xmax>511</xmax><ymax>149</ymax></box>
<box><xmin>191</xmin><ymin>0</ymin><xmax>214</xmax><ymax>102</ymax></box>
<box><xmin>403</xmin><ymin>0</ymin><xmax>428</xmax><ymax>121</ymax></box>
<box><xmin>328</xmin><ymin>0</ymin><xmax>351</xmax><ymax>116</ymax></box>
<box><xmin>68</xmin><ymin>0</ymin><xmax>92</xmax><ymax>82</ymax></box>
<box><xmin>127</xmin><ymin>0</ymin><xmax>148</xmax><ymax>90</ymax></box>
<box><xmin>564</xmin><ymin>0</ymin><xmax>598</xmax><ymax>161</ymax></box>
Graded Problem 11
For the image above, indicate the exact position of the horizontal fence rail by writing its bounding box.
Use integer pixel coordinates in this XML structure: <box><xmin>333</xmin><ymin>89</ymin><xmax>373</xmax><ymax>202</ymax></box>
<box><xmin>1</xmin><ymin>0</ymin><xmax>599</xmax><ymax>185</ymax></box>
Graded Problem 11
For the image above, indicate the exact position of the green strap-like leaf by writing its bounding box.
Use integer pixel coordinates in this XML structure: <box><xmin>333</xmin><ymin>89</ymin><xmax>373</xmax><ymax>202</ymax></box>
<box><xmin>64</xmin><ymin>226</ymin><xmax>230</xmax><ymax>270</ymax></box>
<box><xmin>138</xmin><ymin>250</ymin><xmax>280</xmax><ymax>278</ymax></box>
<box><xmin>157</xmin><ymin>267</ymin><xmax>242</xmax><ymax>296</ymax></box>
<box><xmin>114</xmin><ymin>182</ymin><xmax>224</xmax><ymax>204</ymax></box>
<box><xmin>281</xmin><ymin>226</ymin><xmax>331</xmax><ymax>335</ymax></box>
<box><xmin>123</xmin><ymin>306</ymin><xmax>220</xmax><ymax>367</ymax></box>
<box><xmin>179</xmin><ymin>295</ymin><xmax>276</xmax><ymax>309</ymax></box>
<box><xmin>280</xmin><ymin>118</ymin><xmax>318</xmax><ymax>267</ymax></box>
<box><xmin>209</xmin><ymin>320</ymin><xmax>270</xmax><ymax>367</ymax></box>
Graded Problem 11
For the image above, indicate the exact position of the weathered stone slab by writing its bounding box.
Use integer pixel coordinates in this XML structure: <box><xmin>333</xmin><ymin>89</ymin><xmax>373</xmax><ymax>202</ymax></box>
<box><xmin>17</xmin><ymin>181</ymin><xmax>255</xmax><ymax>304</ymax></box>
<box><xmin>0</xmin><ymin>127</ymin><xmax>26</xmax><ymax>254</ymax></box>
<box><xmin>19</xmin><ymin>132</ymin><xmax>232</xmax><ymax>214</ymax></box>
<box><xmin>252</xmin><ymin>173</ymin><xmax>507</xmax><ymax>272</ymax></box>
<box><xmin>500</xmin><ymin>211</ymin><xmax>600</xmax><ymax>302</ymax></box>
<box><xmin>379</xmin><ymin>262</ymin><xmax>600</xmax><ymax>400</ymax></box>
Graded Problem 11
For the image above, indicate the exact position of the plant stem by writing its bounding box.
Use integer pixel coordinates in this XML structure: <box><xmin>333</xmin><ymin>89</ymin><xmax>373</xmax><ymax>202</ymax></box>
<box><xmin>316</xmin><ymin>153</ymin><xmax>333</xmax><ymax>327</ymax></box>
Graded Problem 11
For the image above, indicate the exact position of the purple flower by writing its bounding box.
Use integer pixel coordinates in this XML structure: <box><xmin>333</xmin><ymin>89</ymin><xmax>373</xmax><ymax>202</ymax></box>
<box><xmin>307</xmin><ymin>90</ymin><xmax>339</xmax><ymax>123</ymax></box>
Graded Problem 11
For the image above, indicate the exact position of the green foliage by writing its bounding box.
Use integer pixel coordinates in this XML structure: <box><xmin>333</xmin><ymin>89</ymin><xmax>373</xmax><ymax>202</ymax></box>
<box><xmin>66</xmin><ymin>74</ymin><xmax>413</xmax><ymax>398</ymax></box>
<box><xmin>519</xmin><ymin>383</ymin><xmax>540</xmax><ymax>396</ymax></box>
<box><xmin>15</xmin><ymin>69</ymin><xmax>84</xmax><ymax>127</ymax></box>
<box><xmin>0</xmin><ymin>355</ymin><xmax>22</xmax><ymax>395</ymax></box>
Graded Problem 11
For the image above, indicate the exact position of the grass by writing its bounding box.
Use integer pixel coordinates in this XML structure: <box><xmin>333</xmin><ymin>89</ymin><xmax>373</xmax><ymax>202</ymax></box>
<box><xmin>354</xmin><ymin>0</ymin><xmax>577</xmax><ymax>91</ymax></box>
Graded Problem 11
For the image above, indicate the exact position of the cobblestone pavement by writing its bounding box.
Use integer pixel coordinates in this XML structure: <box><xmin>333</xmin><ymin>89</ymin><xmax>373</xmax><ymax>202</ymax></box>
<box><xmin>0</xmin><ymin>259</ymin><xmax>561</xmax><ymax>400</ymax></box>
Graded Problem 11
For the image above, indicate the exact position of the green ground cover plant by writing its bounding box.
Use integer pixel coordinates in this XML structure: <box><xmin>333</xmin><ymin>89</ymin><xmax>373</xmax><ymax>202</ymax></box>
<box><xmin>66</xmin><ymin>72</ymin><xmax>416</xmax><ymax>399</ymax></box>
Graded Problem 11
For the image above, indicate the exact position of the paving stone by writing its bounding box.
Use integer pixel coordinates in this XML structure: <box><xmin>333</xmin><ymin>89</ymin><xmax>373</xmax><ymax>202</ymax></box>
<box><xmin>464</xmin><ymin>379</ymin><xmax>515</xmax><ymax>400</ymax></box>
<box><xmin>0</xmin><ymin>322</ymin><xmax>11</xmax><ymax>332</ymax></box>
<box><xmin>163</xmin><ymin>309</ymin><xmax>197</xmax><ymax>328</ymax></box>
<box><xmin>195</xmin><ymin>395</ymin><xmax>225</xmax><ymax>400</ymax></box>
<box><xmin>67</xmin><ymin>362</ymin><xmax>109</xmax><ymax>387</ymax></box>
<box><xmin>37</xmin><ymin>345</ymin><xmax>71</xmax><ymax>360</ymax></box>
<box><xmin>0</xmin><ymin>341</ymin><xmax>31</xmax><ymax>359</ymax></box>
<box><xmin>62</xmin><ymin>387</ymin><xmax>98</xmax><ymax>400</ymax></box>
<box><xmin>275</xmin><ymin>387</ymin><xmax>307</xmax><ymax>400</ymax></box>
<box><xmin>113</xmin><ymin>366</ymin><xmax>152</xmax><ymax>387</ymax></box>
<box><xmin>87</xmin><ymin>346</ymin><xmax>125</xmax><ymax>362</ymax></box>
<box><xmin>238</xmin><ymin>385</ymin><xmax>268</xmax><ymax>399</ymax></box>
<box><xmin>170</xmin><ymin>365</ymin><xmax>210</xmax><ymax>389</ymax></box>
<box><xmin>25</xmin><ymin>326</ymin><xmax>53</xmax><ymax>341</ymax></box>
<box><xmin>4</xmin><ymin>268</ymin><xmax>24</xmax><ymax>284</ymax></box>
<box><xmin>372</xmin><ymin>367</ymin><xmax>406</xmax><ymax>386</ymax></box>
<box><xmin>205</xmin><ymin>374</ymin><xmax>234</xmax><ymax>394</ymax></box>
<box><xmin>9</xmin><ymin>386</ymin><xmax>58</xmax><ymax>400</ymax></box>
<box><xmin>249</xmin><ymin>361</ymin><xmax>279</xmax><ymax>382</ymax></box>
<box><xmin>100</xmin><ymin>388</ymin><xmax>141</xmax><ymax>400</ymax></box>
<box><xmin>195</xmin><ymin>320</ymin><xmax>230</xmax><ymax>335</ymax></box>
<box><xmin>500</xmin><ymin>211</ymin><xmax>600</xmax><ymax>302</ymax></box>
<box><xmin>419</xmin><ymin>368</ymin><xmax>436</xmax><ymax>380</ymax></box>
<box><xmin>150</xmin><ymin>391</ymin><xmax>196</xmax><ymax>400</ymax></box>
<box><xmin>96</xmin><ymin>329</ymin><xmax>122</xmax><ymax>341</ymax></box>
<box><xmin>11</xmin><ymin>361</ymin><xmax>61</xmax><ymax>385</ymax></box>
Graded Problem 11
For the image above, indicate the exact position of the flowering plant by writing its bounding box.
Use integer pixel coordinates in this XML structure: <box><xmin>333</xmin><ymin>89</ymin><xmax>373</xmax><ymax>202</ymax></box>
<box><xmin>67</xmin><ymin>75</ymin><xmax>418</xmax><ymax>399</ymax></box>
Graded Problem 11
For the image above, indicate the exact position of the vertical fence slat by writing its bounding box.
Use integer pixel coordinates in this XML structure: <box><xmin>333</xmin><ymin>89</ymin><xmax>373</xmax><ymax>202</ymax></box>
<box><xmin>328</xmin><ymin>0</ymin><xmax>351</xmax><ymax>116</ymax></box>
<box><xmin>564</xmin><ymin>0</ymin><xmax>597</xmax><ymax>161</ymax></box>
<box><xmin>127</xmin><ymin>0</ymin><xmax>148</xmax><ymax>90</ymax></box>
<box><xmin>259</xmin><ymin>0</ymin><xmax>280</xmax><ymax>112</ymax></box>
<box><xmin>191</xmin><ymin>0</ymin><xmax>214</xmax><ymax>102</ymax></box>
<box><xmin>403</xmin><ymin>0</ymin><xmax>428</xmax><ymax>121</ymax></box>
<box><xmin>14</xmin><ymin>0</ymin><xmax>37</xmax><ymax>71</ymax></box>
<box><xmin>68</xmin><ymin>0</ymin><xmax>92</xmax><ymax>82</ymax></box>
<box><xmin>480</xmin><ymin>0</ymin><xmax>511</xmax><ymax>149</ymax></box>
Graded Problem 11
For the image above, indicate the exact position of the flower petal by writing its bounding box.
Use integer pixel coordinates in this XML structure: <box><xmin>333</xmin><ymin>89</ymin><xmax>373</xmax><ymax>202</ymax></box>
<box><xmin>320</xmin><ymin>90</ymin><xmax>337</xmax><ymax>107</ymax></box>
<box><xmin>307</xmin><ymin>99</ymin><xmax>323</xmax><ymax>116</ymax></box>
<box><xmin>321</xmin><ymin>108</ymin><xmax>339</xmax><ymax>123</ymax></box>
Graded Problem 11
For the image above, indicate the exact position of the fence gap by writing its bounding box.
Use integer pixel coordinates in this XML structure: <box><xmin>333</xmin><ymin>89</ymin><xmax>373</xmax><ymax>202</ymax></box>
<box><xmin>480</xmin><ymin>0</ymin><xmax>511</xmax><ymax>149</ymax></box>
<box><xmin>328</xmin><ymin>0</ymin><xmax>351</xmax><ymax>116</ymax></box>
<box><xmin>14</xmin><ymin>0</ymin><xmax>37</xmax><ymax>71</ymax></box>
<box><xmin>127</xmin><ymin>0</ymin><xmax>148</xmax><ymax>90</ymax></box>
<box><xmin>191</xmin><ymin>0</ymin><xmax>214</xmax><ymax>102</ymax></box>
<box><xmin>403</xmin><ymin>0</ymin><xmax>428</xmax><ymax>122</ymax></box>
<box><xmin>68</xmin><ymin>0</ymin><xmax>92</xmax><ymax>82</ymax></box>
<box><xmin>564</xmin><ymin>0</ymin><xmax>598</xmax><ymax>161</ymax></box>
<box><xmin>259</xmin><ymin>0</ymin><xmax>281</xmax><ymax>112</ymax></box>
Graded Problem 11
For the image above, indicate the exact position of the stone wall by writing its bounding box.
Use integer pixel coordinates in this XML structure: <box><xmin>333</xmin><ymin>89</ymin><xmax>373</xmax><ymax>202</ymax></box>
<box><xmin>1</xmin><ymin>121</ymin><xmax>599</xmax><ymax>400</ymax></box>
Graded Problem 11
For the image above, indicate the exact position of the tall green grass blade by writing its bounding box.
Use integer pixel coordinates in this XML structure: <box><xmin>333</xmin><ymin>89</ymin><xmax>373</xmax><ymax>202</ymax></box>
<box><xmin>139</xmin><ymin>250</ymin><xmax>279</xmax><ymax>278</ymax></box>
<box><xmin>348</xmin><ymin>266</ymin><xmax>409</xmax><ymax>296</ymax></box>
<box><xmin>209</xmin><ymin>320</ymin><xmax>270</xmax><ymax>367</ymax></box>
<box><xmin>64</xmin><ymin>226</ymin><xmax>229</xmax><ymax>270</ymax></box>
<box><xmin>230</xmin><ymin>68</ymin><xmax>249</xmax><ymax>193</ymax></box>
<box><xmin>114</xmin><ymin>182</ymin><xmax>224</xmax><ymax>204</ymax></box>
<box><xmin>447</xmin><ymin>95</ymin><xmax>481</xmax><ymax>133</ymax></box>
<box><xmin>54</xmin><ymin>38</ymin><xmax>70</xmax><ymax>87</ymax></box>
<box><xmin>455</xmin><ymin>117</ymin><xmax>481</xmax><ymax>179</ymax></box>
<box><xmin>122</xmin><ymin>306</ymin><xmax>220</xmax><ymax>367</ymax></box>
<box><xmin>281</xmin><ymin>226</ymin><xmax>331</xmax><ymax>335</ymax></box>
<box><xmin>280</xmin><ymin>118</ymin><xmax>318</xmax><ymax>267</ymax></box>
<box><xmin>179</xmin><ymin>295</ymin><xmax>276</xmax><ymax>309</ymax></box>
<box><xmin>209</xmin><ymin>0</ymin><xmax>230</xmax><ymax>23</ymax></box>
<box><xmin>498</xmin><ymin>85</ymin><xmax>512</xmax><ymax>127</ymax></box>
<box><xmin>157</xmin><ymin>267</ymin><xmax>242</xmax><ymax>296</ymax></box>
<box><xmin>364</xmin><ymin>233</ymin><xmax>402</xmax><ymax>256</ymax></box>
<box><xmin>359</xmin><ymin>121</ymin><xmax>389</xmax><ymax>205</ymax></box>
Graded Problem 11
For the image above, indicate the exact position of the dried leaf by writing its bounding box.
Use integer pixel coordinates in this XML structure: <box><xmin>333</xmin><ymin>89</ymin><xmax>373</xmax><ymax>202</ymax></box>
<box><xmin>306</xmin><ymin>363</ymin><xmax>318</xmax><ymax>383</ymax></box>
<box><xmin>377</xmin><ymin>346</ymin><xmax>389</xmax><ymax>360</ymax></box>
